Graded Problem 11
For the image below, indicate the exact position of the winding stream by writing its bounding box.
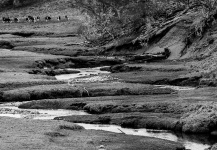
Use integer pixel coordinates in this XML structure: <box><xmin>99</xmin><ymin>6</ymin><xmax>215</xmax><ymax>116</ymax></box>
<box><xmin>0</xmin><ymin>66</ymin><xmax>214</xmax><ymax>149</ymax></box>
<box><xmin>0</xmin><ymin>102</ymin><xmax>215</xmax><ymax>150</ymax></box>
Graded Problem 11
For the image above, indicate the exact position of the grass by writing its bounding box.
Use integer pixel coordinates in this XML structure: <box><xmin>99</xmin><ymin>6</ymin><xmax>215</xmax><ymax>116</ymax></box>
<box><xmin>19</xmin><ymin>100</ymin><xmax>64</xmax><ymax>109</ymax></box>
<box><xmin>0</xmin><ymin>80</ymin><xmax>64</xmax><ymax>91</ymax></box>
<box><xmin>83</xmin><ymin>101</ymin><xmax>185</xmax><ymax>114</ymax></box>
<box><xmin>180</xmin><ymin>102</ymin><xmax>217</xmax><ymax>133</ymax></box>
<box><xmin>2</xmin><ymin>82</ymin><xmax>175</xmax><ymax>102</ymax></box>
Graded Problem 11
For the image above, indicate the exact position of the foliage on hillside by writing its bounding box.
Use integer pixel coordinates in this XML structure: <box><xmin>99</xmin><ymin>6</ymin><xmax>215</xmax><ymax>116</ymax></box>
<box><xmin>71</xmin><ymin>0</ymin><xmax>217</xmax><ymax>48</ymax></box>
<box><xmin>0</xmin><ymin>0</ymin><xmax>41</xmax><ymax>9</ymax></box>
<box><xmin>71</xmin><ymin>0</ymin><xmax>186</xmax><ymax>45</ymax></box>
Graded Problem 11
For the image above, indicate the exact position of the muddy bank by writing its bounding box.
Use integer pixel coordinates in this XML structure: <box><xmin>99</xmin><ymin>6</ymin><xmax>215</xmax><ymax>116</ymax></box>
<box><xmin>28</xmin><ymin>68</ymin><xmax>80</xmax><ymax>76</ymax></box>
<box><xmin>110</xmin><ymin>68</ymin><xmax>202</xmax><ymax>86</ymax></box>
<box><xmin>32</xmin><ymin>56</ymin><xmax>124</xmax><ymax>69</ymax></box>
<box><xmin>105</xmin><ymin>63</ymin><xmax>217</xmax><ymax>87</ymax></box>
<box><xmin>97</xmin><ymin>62</ymin><xmax>204</xmax><ymax>87</ymax></box>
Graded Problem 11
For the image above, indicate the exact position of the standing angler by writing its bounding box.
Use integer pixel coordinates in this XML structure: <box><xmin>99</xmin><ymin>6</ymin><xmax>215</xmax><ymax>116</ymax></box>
<box><xmin>65</xmin><ymin>15</ymin><xmax>68</xmax><ymax>21</ymax></box>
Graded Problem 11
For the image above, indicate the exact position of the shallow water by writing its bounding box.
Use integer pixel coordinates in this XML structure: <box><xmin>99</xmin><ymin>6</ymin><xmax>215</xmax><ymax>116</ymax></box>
<box><xmin>55</xmin><ymin>67</ymin><xmax>110</xmax><ymax>81</ymax></box>
<box><xmin>155</xmin><ymin>85</ymin><xmax>195</xmax><ymax>91</ymax></box>
<box><xmin>0</xmin><ymin>104</ymin><xmax>89</xmax><ymax>120</ymax></box>
<box><xmin>76</xmin><ymin>123</ymin><xmax>214</xmax><ymax>150</ymax></box>
<box><xmin>0</xmin><ymin>101</ymin><xmax>215</xmax><ymax>150</ymax></box>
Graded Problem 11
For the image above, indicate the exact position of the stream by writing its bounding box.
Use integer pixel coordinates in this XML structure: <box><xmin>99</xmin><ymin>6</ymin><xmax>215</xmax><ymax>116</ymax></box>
<box><xmin>0</xmin><ymin>66</ymin><xmax>215</xmax><ymax>149</ymax></box>
<box><xmin>55</xmin><ymin>67</ymin><xmax>111</xmax><ymax>81</ymax></box>
<box><xmin>49</xmin><ymin>67</ymin><xmax>214</xmax><ymax>149</ymax></box>
<box><xmin>0</xmin><ymin>102</ymin><xmax>215</xmax><ymax>150</ymax></box>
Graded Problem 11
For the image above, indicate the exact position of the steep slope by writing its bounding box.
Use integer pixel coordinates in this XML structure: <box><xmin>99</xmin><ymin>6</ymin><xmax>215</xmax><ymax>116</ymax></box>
<box><xmin>0</xmin><ymin>0</ymin><xmax>80</xmax><ymax>19</ymax></box>
<box><xmin>101</xmin><ymin>7</ymin><xmax>217</xmax><ymax>63</ymax></box>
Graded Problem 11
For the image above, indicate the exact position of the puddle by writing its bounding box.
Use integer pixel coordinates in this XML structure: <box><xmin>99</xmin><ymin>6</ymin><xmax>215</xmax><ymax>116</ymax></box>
<box><xmin>76</xmin><ymin>123</ymin><xmax>214</xmax><ymax>150</ymax></box>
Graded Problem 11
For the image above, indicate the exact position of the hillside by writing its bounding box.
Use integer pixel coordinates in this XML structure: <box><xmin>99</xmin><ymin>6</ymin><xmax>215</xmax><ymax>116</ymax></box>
<box><xmin>0</xmin><ymin>0</ymin><xmax>77</xmax><ymax>17</ymax></box>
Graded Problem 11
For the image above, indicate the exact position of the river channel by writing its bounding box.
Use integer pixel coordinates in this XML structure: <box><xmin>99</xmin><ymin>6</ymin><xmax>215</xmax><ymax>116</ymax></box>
<box><xmin>0</xmin><ymin>101</ymin><xmax>215</xmax><ymax>150</ymax></box>
<box><xmin>0</xmin><ymin>66</ymin><xmax>215</xmax><ymax>150</ymax></box>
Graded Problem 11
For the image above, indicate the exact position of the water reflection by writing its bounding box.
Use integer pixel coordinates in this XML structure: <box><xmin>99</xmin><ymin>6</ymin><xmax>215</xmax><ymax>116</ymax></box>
<box><xmin>76</xmin><ymin>123</ymin><xmax>215</xmax><ymax>150</ymax></box>
<box><xmin>55</xmin><ymin>67</ymin><xmax>110</xmax><ymax>80</ymax></box>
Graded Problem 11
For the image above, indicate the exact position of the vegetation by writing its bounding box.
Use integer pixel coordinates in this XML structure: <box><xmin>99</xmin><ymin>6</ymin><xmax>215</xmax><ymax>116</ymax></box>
<box><xmin>1</xmin><ymin>83</ymin><xmax>175</xmax><ymax>102</ymax></box>
<box><xmin>71</xmin><ymin>0</ymin><xmax>217</xmax><ymax>49</ymax></box>
<box><xmin>0</xmin><ymin>0</ymin><xmax>39</xmax><ymax>8</ymax></box>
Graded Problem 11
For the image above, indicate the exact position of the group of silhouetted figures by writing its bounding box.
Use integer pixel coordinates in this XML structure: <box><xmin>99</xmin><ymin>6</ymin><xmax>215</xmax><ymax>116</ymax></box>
<box><xmin>2</xmin><ymin>15</ymin><xmax>69</xmax><ymax>23</ymax></box>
